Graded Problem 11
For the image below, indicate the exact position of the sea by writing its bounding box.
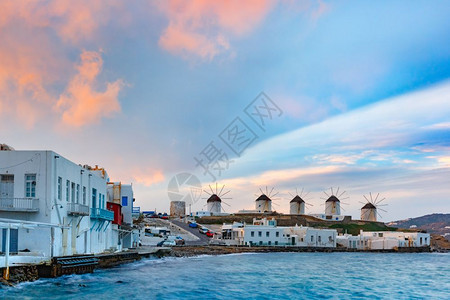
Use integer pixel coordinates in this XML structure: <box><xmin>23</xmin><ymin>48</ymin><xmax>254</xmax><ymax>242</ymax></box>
<box><xmin>1</xmin><ymin>252</ymin><xmax>449</xmax><ymax>299</ymax></box>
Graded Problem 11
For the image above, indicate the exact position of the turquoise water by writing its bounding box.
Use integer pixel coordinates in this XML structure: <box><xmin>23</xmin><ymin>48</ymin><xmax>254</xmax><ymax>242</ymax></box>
<box><xmin>1</xmin><ymin>252</ymin><xmax>449</xmax><ymax>299</ymax></box>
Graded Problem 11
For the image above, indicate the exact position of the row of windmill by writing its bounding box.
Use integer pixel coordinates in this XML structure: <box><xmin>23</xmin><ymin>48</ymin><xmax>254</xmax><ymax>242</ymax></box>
<box><xmin>203</xmin><ymin>184</ymin><xmax>387</xmax><ymax>222</ymax></box>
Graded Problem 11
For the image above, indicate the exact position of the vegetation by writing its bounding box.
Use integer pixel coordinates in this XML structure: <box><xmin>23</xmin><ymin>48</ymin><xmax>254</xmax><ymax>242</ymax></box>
<box><xmin>327</xmin><ymin>223</ymin><xmax>397</xmax><ymax>235</ymax></box>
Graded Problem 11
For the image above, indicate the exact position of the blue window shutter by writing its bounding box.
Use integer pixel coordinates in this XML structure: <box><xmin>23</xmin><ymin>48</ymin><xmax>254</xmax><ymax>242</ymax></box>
<box><xmin>122</xmin><ymin>196</ymin><xmax>128</xmax><ymax>206</ymax></box>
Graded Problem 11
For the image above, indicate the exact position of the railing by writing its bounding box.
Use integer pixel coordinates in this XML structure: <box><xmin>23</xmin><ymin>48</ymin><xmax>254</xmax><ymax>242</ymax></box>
<box><xmin>0</xmin><ymin>198</ymin><xmax>39</xmax><ymax>212</ymax></box>
<box><xmin>68</xmin><ymin>203</ymin><xmax>90</xmax><ymax>216</ymax></box>
<box><xmin>90</xmin><ymin>208</ymin><xmax>114</xmax><ymax>221</ymax></box>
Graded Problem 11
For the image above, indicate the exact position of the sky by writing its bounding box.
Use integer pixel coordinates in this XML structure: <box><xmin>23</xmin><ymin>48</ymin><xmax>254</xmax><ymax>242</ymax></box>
<box><xmin>0</xmin><ymin>1</ymin><xmax>449</xmax><ymax>221</ymax></box>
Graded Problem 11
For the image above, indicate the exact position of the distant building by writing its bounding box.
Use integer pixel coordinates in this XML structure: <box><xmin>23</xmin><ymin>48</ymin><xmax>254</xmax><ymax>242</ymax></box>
<box><xmin>217</xmin><ymin>218</ymin><xmax>337</xmax><ymax>248</ymax></box>
<box><xmin>337</xmin><ymin>231</ymin><xmax>431</xmax><ymax>250</ymax></box>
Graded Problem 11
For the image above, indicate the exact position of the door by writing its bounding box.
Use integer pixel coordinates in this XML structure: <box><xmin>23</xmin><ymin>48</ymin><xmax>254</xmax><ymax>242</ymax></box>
<box><xmin>2</xmin><ymin>228</ymin><xmax>19</xmax><ymax>253</ymax></box>
<box><xmin>0</xmin><ymin>174</ymin><xmax>14</xmax><ymax>198</ymax></box>
<box><xmin>291</xmin><ymin>237</ymin><xmax>295</xmax><ymax>245</ymax></box>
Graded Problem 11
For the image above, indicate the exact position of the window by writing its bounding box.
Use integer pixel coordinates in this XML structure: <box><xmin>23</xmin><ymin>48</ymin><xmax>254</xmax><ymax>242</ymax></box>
<box><xmin>25</xmin><ymin>174</ymin><xmax>36</xmax><ymax>197</ymax></box>
<box><xmin>122</xmin><ymin>196</ymin><xmax>128</xmax><ymax>206</ymax></box>
<box><xmin>275</xmin><ymin>241</ymin><xmax>278</xmax><ymax>245</ymax></box>
<box><xmin>268</xmin><ymin>241</ymin><xmax>271</xmax><ymax>245</ymax></box>
<box><xmin>425</xmin><ymin>237</ymin><xmax>428</xmax><ymax>243</ymax></box>
<box><xmin>420</xmin><ymin>237</ymin><xmax>423</xmax><ymax>245</ymax></box>
<box><xmin>251</xmin><ymin>231</ymin><xmax>254</xmax><ymax>237</ymax></box>
<box><xmin>266</xmin><ymin>231</ymin><xmax>270</xmax><ymax>237</ymax></box>
<box><xmin>258</xmin><ymin>231</ymin><xmax>262</xmax><ymax>237</ymax></box>
<box><xmin>71</xmin><ymin>182</ymin><xmax>75</xmax><ymax>203</ymax></box>
<box><xmin>310</xmin><ymin>236</ymin><xmax>314</xmax><ymax>242</ymax></box>
<box><xmin>259</xmin><ymin>241</ymin><xmax>262</xmax><ymax>245</ymax></box>
<box><xmin>276</xmin><ymin>232</ymin><xmax>279</xmax><ymax>237</ymax></box>
<box><xmin>57</xmin><ymin>177</ymin><xmax>62</xmax><ymax>200</ymax></box>
<box><xmin>82</xmin><ymin>186</ymin><xmax>86</xmax><ymax>204</ymax></box>
<box><xmin>66</xmin><ymin>180</ymin><xmax>70</xmax><ymax>201</ymax></box>
<box><xmin>318</xmin><ymin>236</ymin><xmax>322</xmax><ymax>243</ymax></box>
<box><xmin>76</xmin><ymin>184</ymin><xmax>80</xmax><ymax>203</ymax></box>
<box><xmin>92</xmin><ymin>188</ymin><xmax>97</xmax><ymax>208</ymax></box>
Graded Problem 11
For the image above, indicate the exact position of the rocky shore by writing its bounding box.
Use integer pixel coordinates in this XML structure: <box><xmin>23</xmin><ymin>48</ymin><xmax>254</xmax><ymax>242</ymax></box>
<box><xmin>169</xmin><ymin>245</ymin><xmax>432</xmax><ymax>257</ymax></box>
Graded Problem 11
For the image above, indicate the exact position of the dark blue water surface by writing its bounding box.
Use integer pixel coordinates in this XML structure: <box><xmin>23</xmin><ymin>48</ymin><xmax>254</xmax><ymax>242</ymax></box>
<box><xmin>1</xmin><ymin>252</ymin><xmax>449</xmax><ymax>299</ymax></box>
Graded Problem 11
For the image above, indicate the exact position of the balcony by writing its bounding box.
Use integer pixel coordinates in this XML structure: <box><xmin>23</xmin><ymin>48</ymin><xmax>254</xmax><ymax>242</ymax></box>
<box><xmin>0</xmin><ymin>198</ymin><xmax>39</xmax><ymax>212</ymax></box>
<box><xmin>68</xmin><ymin>203</ymin><xmax>90</xmax><ymax>216</ymax></box>
<box><xmin>90</xmin><ymin>208</ymin><xmax>114</xmax><ymax>221</ymax></box>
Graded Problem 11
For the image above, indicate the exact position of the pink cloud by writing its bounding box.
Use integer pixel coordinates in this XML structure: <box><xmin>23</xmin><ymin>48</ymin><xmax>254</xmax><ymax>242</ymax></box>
<box><xmin>157</xmin><ymin>0</ymin><xmax>275</xmax><ymax>60</ymax></box>
<box><xmin>56</xmin><ymin>51</ymin><xmax>124</xmax><ymax>127</ymax></box>
<box><xmin>0</xmin><ymin>1</ymin><xmax>125</xmax><ymax>128</ymax></box>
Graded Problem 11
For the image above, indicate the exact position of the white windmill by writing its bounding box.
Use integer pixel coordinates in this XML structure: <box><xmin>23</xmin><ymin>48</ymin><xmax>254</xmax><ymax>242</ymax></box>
<box><xmin>255</xmin><ymin>186</ymin><xmax>279</xmax><ymax>213</ymax></box>
<box><xmin>360</xmin><ymin>192</ymin><xmax>387</xmax><ymax>222</ymax></box>
<box><xmin>321</xmin><ymin>187</ymin><xmax>348</xmax><ymax>215</ymax></box>
<box><xmin>203</xmin><ymin>183</ymin><xmax>231</xmax><ymax>214</ymax></box>
<box><xmin>289</xmin><ymin>188</ymin><xmax>313</xmax><ymax>215</ymax></box>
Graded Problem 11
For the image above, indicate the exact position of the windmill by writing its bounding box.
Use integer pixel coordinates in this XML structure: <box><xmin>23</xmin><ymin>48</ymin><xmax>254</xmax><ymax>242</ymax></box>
<box><xmin>203</xmin><ymin>183</ymin><xmax>231</xmax><ymax>214</ymax></box>
<box><xmin>289</xmin><ymin>188</ymin><xmax>313</xmax><ymax>215</ymax></box>
<box><xmin>320</xmin><ymin>187</ymin><xmax>348</xmax><ymax>215</ymax></box>
<box><xmin>255</xmin><ymin>186</ymin><xmax>278</xmax><ymax>212</ymax></box>
<box><xmin>360</xmin><ymin>192</ymin><xmax>387</xmax><ymax>222</ymax></box>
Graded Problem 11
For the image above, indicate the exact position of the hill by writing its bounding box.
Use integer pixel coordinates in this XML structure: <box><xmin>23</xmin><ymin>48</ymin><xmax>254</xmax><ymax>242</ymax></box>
<box><xmin>387</xmin><ymin>213</ymin><xmax>450</xmax><ymax>236</ymax></box>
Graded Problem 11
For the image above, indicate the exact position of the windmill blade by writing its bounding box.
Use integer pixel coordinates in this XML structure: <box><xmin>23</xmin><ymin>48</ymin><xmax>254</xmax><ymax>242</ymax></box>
<box><xmin>323</xmin><ymin>190</ymin><xmax>330</xmax><ymax>197</ymax></box>
<box><xmin>209</xmin><ymin>184</ymin><xmax>214</xmax><ymax>195</ymax></box>
<box><xmin>221</xmin><ymin>201</ymin><xmax>231</xmax><ymax>207</ymax></box>
<box><xmin>220</xmin><ymin>190</ymin><xmax>231</xmax><ymax>197</ymax></box>
<box><xmin>340</xmin><ymin>206</ymin><xmax>346</xmax><ymax>212</ymax></box>
<box><xmin>363</xmin><ymin>195</ymin><xmax>370</xmax><ymax>203</ymax></box>
<box><xmin>338</xmin><ymin>190</ymin><xmax>347</xmax><ymax>198</ymax></box>
<box><xmin>218</xmin><ymin>184</ymin><xmax>225</xmax><ymax>197</ymax></box>
<box><xmin>303</xmin><ymin>191</ymin><xmax>310</xmax><ymax>198</ymax></box>
<box><xmin>369</xmin><ymin>192</ymin><xmax>373</xmax><ymax>203</ymax></box>
<box><xmin>272</xmin><ymin>202</ymin><xmax>280</xmax><ymax>207</ymax></box>
<box><xmin>378</xmin><ymin>208</ymin><xmax>387</xmax><ymax>213</ymax></box>
<box><xmin>300</xmin><ymin>188</ymin><xmax>304</xmax><ymax>197</ymax></box>
<box><xmin>269</xmin><ymin>187</ymin><xmax>274</xmax><ymax>197</ymax></box>
<box><xmin>336</xmin><ymin>187</ymin><xmax>340</xmax><ymax>197</ymax></box>
<box><xmin>215</xmin><ymin>182</ymin><xmax>218</xmax><ymax>194</ymax></box>
<box><xmin>359</xmin><ymin>201</ymin><xmax>367</xmax><ymax>205</ymax></box>
<box><xmin>288</xmin><ymin>192</ymin><xmax>294</xmax><ymax>198</ymax></box>
<box><xmin>220</xmin><ymin>203</ymin><xmax>227</xmax><ymax>213</ymax></box>
<box><xmin>271</xmin><ymin>191</ymin><xmax>279</xmax><ymax>198</ymax></box>
<box><xmin>259</xmin><ymin>188</ymin><xmax>265</xmax><ymax>195</ymax></box>
<box><xmin>374</xmin><ymin>193</ymin><xmax>380</xmax><ymax>203</ymax></box>
<box><xmin>331</xmin><ymin>187</ymin><xmax>334</xmax><ymax>195</ymax></box>
<box><xmin>375</xmin><ymin>198</ymin><xmax>386</xmax><ymax>205</ymax></box>
<box><xmin>265</xmin><ymin>186</ymin><xmax>268</xmax><ymax>195</ymax></box>
<box><xmin>377</xmin><ymin>211</ymin><xmax>383</xmax><ymax>219</ymax></box>
<box><xmin>203</xmin><ymin>189</ymin><xmax>212</xmax><ymax>196</ymax></box>
<box><xmin>305</xmin><ymin>203</ymin><xmax>314</xmax><ymax>207</ymax></box>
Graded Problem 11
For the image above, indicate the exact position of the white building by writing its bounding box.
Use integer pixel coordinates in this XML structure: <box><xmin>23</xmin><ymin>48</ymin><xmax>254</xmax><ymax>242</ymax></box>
<box><xmin>337</xmin><ymin>230</ymin><xmax>431</xmax><ymax>250</ymax></box>
<box><xmin>218</xmin><ymin>218</ymin><xmax>337</xmax><ymax>248</ymax></box>
<box><xmin>0</xmin><ymin>150</ymin><xmax>119</xmax><ymax>262</ymax></box>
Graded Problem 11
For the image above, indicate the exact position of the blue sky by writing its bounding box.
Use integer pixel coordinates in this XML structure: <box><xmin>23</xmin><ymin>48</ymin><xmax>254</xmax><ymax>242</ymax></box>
<box><xmin>0</xmin><ymin>1</ymin><xmax>449</xmax><ymax>220</ymax></box>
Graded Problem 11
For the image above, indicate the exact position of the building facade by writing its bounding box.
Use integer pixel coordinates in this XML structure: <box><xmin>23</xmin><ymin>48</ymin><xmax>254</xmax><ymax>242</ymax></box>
<box><xmin>219</xmin><ymin>218</ymin><xmax>337</xmax><ymax>248</ymax></box>
<box><xmin>0</xmin><ymin>150</ymin><xmax>137</xmax><ymax>262</ymax></box>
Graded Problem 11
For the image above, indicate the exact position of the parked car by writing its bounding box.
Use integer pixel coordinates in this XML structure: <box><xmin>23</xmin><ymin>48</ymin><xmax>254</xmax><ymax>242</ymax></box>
<box><xmin>161</xmin><ymin>215</ymin><xmax>169</xmax><ymax>220</ymax></box>
<box><xmin>162</xmin><ymin>240</ymin><xmax>176</xmax><ymax>246</ymax></box>
<box><xmin>174</xmin><ymin>236</ymin><xmax>185</xmax><ymax>245</ymax></box>
<box><xmin>199</xmin><ymin>227</ymin><xmax>209</xmax><ymax>234</ymax></box>
<box><xmin>206</xmin><ymin>230</ymin><xmax>214</xmax><ymax>238</ymax></box>
<box><xmin>188</xmin><ymin>222</ymin><xmax>198</xmax><ymax>228</ymax></box>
